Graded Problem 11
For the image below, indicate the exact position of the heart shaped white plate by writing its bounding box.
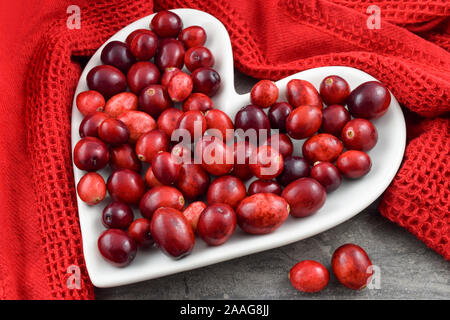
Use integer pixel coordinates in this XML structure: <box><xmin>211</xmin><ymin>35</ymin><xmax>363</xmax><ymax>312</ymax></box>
<box><xmin>72</xmin><ymin>8</ymin><xmax>406</xmax><ymax>288</ymax></box>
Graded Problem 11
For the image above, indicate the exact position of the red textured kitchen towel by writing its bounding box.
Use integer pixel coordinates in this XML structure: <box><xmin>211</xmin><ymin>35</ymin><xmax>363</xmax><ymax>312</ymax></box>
<box><xmin>0</xmin><ymin>0</ymin><xmax>448</xmax><ymax>300</ymax></box>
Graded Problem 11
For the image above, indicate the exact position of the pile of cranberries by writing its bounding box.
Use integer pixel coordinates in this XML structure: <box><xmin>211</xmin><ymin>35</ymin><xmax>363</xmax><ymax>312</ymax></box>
<box><xmin>73</xmin><ymin>10</ymin><xmax>391</xmax><ymax>270</ymax></box>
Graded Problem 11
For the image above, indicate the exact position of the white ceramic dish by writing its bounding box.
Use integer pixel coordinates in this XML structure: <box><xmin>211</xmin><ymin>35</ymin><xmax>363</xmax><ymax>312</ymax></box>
<box><xmin>71</xmin><ymin>8</ymin><xmax>406</xmax><ymax>288</ymax></box>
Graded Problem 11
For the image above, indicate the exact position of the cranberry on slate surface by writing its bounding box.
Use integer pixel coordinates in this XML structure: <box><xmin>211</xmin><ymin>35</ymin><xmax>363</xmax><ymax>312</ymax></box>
<box><xmin>310</xmin><ymin>161</ymin><xmax>342</xmax><ymax>192</ymax></box>
<box><xmin>282</xmin><ymin>177</ymin><xmax>326</xmax><ymax>218</ymax></box>
<box><xmin>76</xmin><ymin>90</ymin><xmax>105</xmax><ymax>116</ymax></box>
<box><xmin>139</xmin><ymin>186</ymin><xmax>184</xmax><ymax>220</ymax></box>
<box><xmin>100</xmin><ymin>41</ymin><xmax>135</xmax><ymax>73</ymax></box>
<box><xmin>277</xmin><ymin>156</ymin><xmax>310</xmax><ymax>187</ymax></box>
<box><xmin>320</xmin><ymin>104</ymin><xmax>351</xmax><ymax>136</ymax></box>
<box><xmin>268</xmin><ymin>102</ymin><xmax>292</xmax><ymax>133</ymax></box>
<box><xmin>207</xmin><ymin>175</ymin><xmax>247</xmax><ymax>209</ymax></box>
<box><xmin>87</xmin><ymin>65</ymin><xmax>127</xmax><ymax>99</ymax></box>
<box><xmin>177</xmin><ymin>163</ymin><xmax>210</xmax><ymax>200</ymax></box>
<box><xmin>332</xmin><ymin>244</ymin><xmax>373</xmax><ymax>290</ymax></box>
<box><xmin>347</xmin><ymin>81</ymin><xmax>391</xmax><ymax>119</ymax></box>
<box><xmin>74</xmin><ymin>137</ymin><xmax>109</xmax><ymax>171</ymax></box>
<box><xmin>184</xmin><ymin>46</ymin><xmax>215</xmax><ymax>72</ymax></box>
<box><xmin>179</xmin><ymin>26</ymin><xmax>207</xmax><ymax>48</ymax></box>
<box><xmin>319</xmin><ymin>75</ymin><xmax>350</xmax><ymax>106</ymax></box>
<box><xmin>302</xmin><ymin>133</ymin><xmax>343</xmax><ymax>164</ymax></box>
<box><xmin>155</xmin><ymin>38</ymin><xmax>185</xmax><ymax>70</ymax></box>
<box><xmin>197</xmin><ymin>203</ymin><xmax>237</xmax><ymax>246</ymax></box>
<box><xmin>250</xmin><ymin>80</ymin><xmax>279</xmax><ymax>108</ymax></box>
<box><xmin>117</xmin><ymin>110</ymin><xmax>156</xmax><ymax>144</ymax></box>
<box><xmin>79</xmin><ymin>111</ymin><xmax>109</xmax><ymax>138</ymax></box>
<box><xmin>286</xmin><ymin>79</ymin><xmax>322</xmax><ymax>109</ymax></box>
<box><xmin>128</xmin><ymin>218</ymin><xmax>154</xmax><ymax>247</ymax></box>
<box><xmin>286</xmin><ymin>105</ymin><xmax>322</xmax><ymax>140</ymax></box>
<box><xmin>337</xmin><ymin>150</ymin><xmax>372</xmax><ymax>179</ymax></box>
<box><xmin>102</xmin><ymin>201</ymin><xmax>134</xmax><ymax>229</ymax></box>
<box><xmin>191</xmin><ymin>67</ymin><xmax>221</xmax><ymax>97</ymax></box>
<box><xmin>139</xmin><ymin>84</ymin><xmax>173</xmax><ymax>118</ymax></box>
<box><xmin>289</xmin><ymin>260</ymin><xmax>330</xmax><ymax>293</ymax></box>
<box><xmin>98</xmin><ymin>229</ymin><xmax>137</xmax><ymax>267</ymax></box>
<box><xmin>107</xmin><ymin>169</ymin><xmax>145</xmax><ymax>204</ymax></box>
<box><xmin>98</xmin><ymin>118</ymin><xmax>130</xmax><ymax>145</ymax></box>
<box><xmin>150</xmin><ymin>10</ymin><xmax>183</xmax><ymax>38</ymax></box>
<box><xmin>77</xmin><ymin>172</ymin><xmax>106</xmax><ymax>205</ymax></box>
<box><xmin>127</xmin><ymin>62</ymin><xmax>161</xmax><ymax>95</ymax></box>
<box><xmin>129</xmin><ymin>31</ymin><xmax>158</xmax><ymax>61</ymax></box>
<box><xmin>341</xmin><ymin>118</ymin><xmax>378</xmax><ymax>151</ymax></box>
<box><xmin>248</xmin><ymin>179</ymin><xmax>282</xmax><ymax>196</ymax></box>
<box><xmin>104</xmin><ymin>92</ymin><xmax>138</xmax><ymax>118</ymax></box>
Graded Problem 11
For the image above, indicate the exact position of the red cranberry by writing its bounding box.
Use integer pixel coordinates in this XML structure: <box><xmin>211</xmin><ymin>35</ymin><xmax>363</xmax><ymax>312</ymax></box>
<box><xmin>197</xmin><ymin>203</ymin><xmax>236</xmax><ymax>246</ymax></box>
<box><xmin>151</xmin><ymin>151</ymin><xmax>181</xmax><ymax>185</ymax></box>
<box><xmin>79</xmin><ymin>111</ymin><xmax>109</xmax><ymax>138</ymax></box>
<box><xmin>150</xmin><ymin>207</ymin><xmax>194</xmax><ymax>259</ymax></box>
<box><xmin>179</xmin><ymin>26</ymin><xmax>207</xmax><ymax>48</ymax></box>
<box><xmin>107</xmin><ymin>169</ymin><xmax>145</xmax><ymax>204</ymax></box>
<box><xmin>128</xmin><ymin>218</ymin><xmax>154</xmax><ymax>247</ymax></box>
<box><xmin>207</xmin><ymin>175</ymin><xmax>247</xmax><ymax>209</ymax></box>
<box><xmin>110</xmin><ymin>144</ymin><xmax>141</xmax><ymax>172</ymax></box>
<box><xmin>102</xmin><ymin>201</ymin><xmax>134</xmax><ymax>229</ymax></box>
<box><xmin>150</xmin><ymin>10</ymin><xmax>182</xmax><ymax>38</ymax></box>
<box><xmin>321</xmin><ymin>104</ymin><xmax>350</xmax><ymax>136</ymax></box>
<box><xmin>183</xmin><ymin>93</ymin><xmax>213</xmax><ymax>112</ymax></box>
<box><xmin>347</xmin><ymin>81</ymin><xmax>391</xmax><ymax>119</ymax></box>
<box><xmin>139</xmin><ymin>84</ymin><xmax>172</xmax><ymax>118</ymax></box>
<box><xmin>232</xmin><ymin>141</ymin><xmax>256</xmax><ymax>181</ymax></box>
<box><xmin>234</xmin><ymin>104</ymin><xmax>271</xmax><ymax>141</ymax></box>
<box><xmin>194</xmin><ymin>136</ymin><xmax>234</xmax><ymax>176</ymax></box>
<box><xmin>139</xmin><ymin>186</ymin><xmax>185</xmax><ymax>220</ymax></box>
<box><xmin>129</xmin><ymin>31</ymin><xmax>158</xmax><ymax>61</ymax></box>
<box><xmin>289</xmin><ymin>260</ymin><xmax>329</xmax><ymax>293</ymax></box>
<box><xmin>104</xmin><ymin>92</ymin><xmax>138</xmax><ymax>118</ymax></box>
<box><xmin>337</xmin><ymin>150</ymin><xmax>371</xmax><ymax>179</ymax></box>
<box><xmin>161</xmin><ymin>67</ymin><xmax>181</xmax><ymax>88</ymax></box>
<box><xmin>126</xmin><ymin>29</ymin><xmax>155</xmax><ymax>47</ymax></box>
<box><xmin>176</xmin><ymin>110</ymin><xmax>207</xmax><ymax>142</ymax></box>
<box><xmin>319</xmin><ymin>75</ymin><xmax>350</xmax><ymax>105</ymax></box>
<box><xmin>250</xmin><ymin>80</ymin><xmax>279</xmax><ymax>108</ymax></box>
<box><xmin>310</xmin><ymin>162</ymin><xmax>342</xmax><ymax>192</ymax></box>
<box><xmin>286</xmin><ymin>79</ymin><xmax>322</xmax><ymax>109</ymax></box>
<box><xmin>73</xmin><ymin>137</ymin><xmax>109</xmax><ymax>171</ymax></box>
<box><xmin>155</xmin><ymin>38</ymin><xmax>185</xmax><ymax>70</ymax></box>
<box><xmin>182</xmin><ymin>201</ymin><xmax>207</xmax><ymax>232</ymax></box>
<box><xmin>264</xmin><ymin>133</ymin><xmax>293</xmax><ymax>158</ymax></box>
<box><xmin>205</xmin><ymin>109</ymin><xmax>234</xmax><ymax>142</ymax></box>
<box><xmin>86</xmin><ymin>65</ymin><xmax>127</xmax><ymax>99</ymax></box>
<box><xmin>302</xmin><ymin>133</ymin><xmax>343</xmax><ymax>164</ymax></box>
<box><xmin>98</xmin><ymin>118</ymin><xmax>130</xmax><ymax>145</ymax></box>
<box><xmin>145</xmin><ymin>166</ymin><xmax>163</xmax><ymax>188</ymax></box>
<box><xmin>277</xmin><ymin>156</ymin><xmax>310</xmax><ymax>186</ymax></box>
<box><xmin>268</xmin><ymin>102</ymin><xmax>292</xmax><ymax>133</ymax></box>
<box><xmin>157</xmin><ymin>107</ymin><xmax>183</xmax><ymax>137</ymax></box>
<box><xmin>168</xmin><ymin>72</ymin><xmax>193</xmax><ymax>102</ymax></box>
<box><xmin>191</xmin><ymin>67</ymin><xmax>221</xmax><ymax>97</ymax></box>
<box><xmin>341</xmin><ymin>118</ymin><xmax>378</xmax><ymax>151</ymax></box>
<box><xmin>100</xmin><ymin>41</ymin><xmax>135</xmax><ymax>73</ymax></box>
<box><xmin>282</xmin><ymin>177</ymin><xmax>326</xmax><ymax>218</ymax></box>
<box><xmin>184</xmin><ymin>46</ymin><xmax>215</xmax><ymax>72</ymax></box>
<box><xmin>127</xmin><ymin>62</ymin><xmax>161</xmax><ymax>95</ymax></box>
<box><xmin>286</xmin><ymin>105</ymin><xmax>322</xmax><ymax>140</ymax></box>
<box><xmin>77</xmin><ymin>172</ymin><xmax>106</xmax><ymax>205</ymax></box>
<box><xmin>249</xmin><ymin>146</ymin><xmax>283</xmax><ymax>180</ymax></box>
<box><xmin>98</xmin><ymin>229</ymin><xmax>137</xmax><ymax>267</ymax></box>
<box><xmin>135</xmin><ymin>129</ymin><xmax>169</xmax><ymax>163</ymax></box>
<box><xmin>117</xmin><ymin>110</ymin><xmax>156</xmax><ymax>144</ymax></box>
<box><xmin>177</xmin><ymin>163</ymin><xmax>210</xmax><ymax>200</ymax></box>
<box><xmin>332</xmin><ymin>244</ymin><xmax>373</xmax><ymax>290</ymax></box>
<box><xmin>248</xmin><ymin>179</ymin><xmax>282</xmax><ymax>196</ymax></box>
<box><xmin>76</xmin><ymin>90</ymin><xmax>105</xmax><ymax>116</ymax></box>
<box><xmin>236</xmin><ymin>193</ymin><xmax>289</xmax><ymax>234</ymax></box>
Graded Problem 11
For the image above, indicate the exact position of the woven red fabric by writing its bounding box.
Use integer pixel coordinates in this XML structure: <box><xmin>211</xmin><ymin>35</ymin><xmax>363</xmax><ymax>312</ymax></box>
<box><xmin>0</xmin><ymin>0</ymin><xmax>448</xmax><ymax>299</ymax></box>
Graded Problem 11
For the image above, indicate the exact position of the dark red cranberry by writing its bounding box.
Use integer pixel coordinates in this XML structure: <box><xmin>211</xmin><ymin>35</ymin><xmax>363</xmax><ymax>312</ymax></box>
<box><xmin>231</xmin><ymin>141</ymin><xmax>256</xmax><ymax>181</ymax></box>
<box><xmin>332</xmin><ymin>244</ymin><xmax>373</xmax><ymax>290</ymax></box>
<box><xmin>286</xmin><ymin>79</ymin><xmax>322</xmax><ymax>109</ymax></box>
<box><xmin>249</xmin><ymin>146</ymin><xmax>284</xmax><ymax>180</ymax></box>
<box><xmin>128</xmin><ymin>218</ymin><xmax>154</xmax><ymax>247</ymax></box>
<box><xmin>77</xmin><ymin>172</ymin><xmax>106</xmax><ymax>205</ymax></box>
<box><xmin>139</xmin><ymin>84</ymin><xmax>172</xmax><ymax>118</ymax></box>
<box><xmin>289</xmin><ymin>260</ymin><xmax>330</xmax><ymax>293</ymax></box>
<box><xmin>73</xmin><ymin>137</ymin><xmax>109</xmax><ymax>171</ymax></box>
<box><xmin>184</xmin><ymin>46</ymin><xmax>215</xmax><ymax>72</ymax></box>
<box><xmin>268</xmin><ymin>102</ymin><xmax>292</xmax><ymax>133</ymax></box>
<box><xmin>79</xmin><ymin>111</ymin><xmax>109</xmax><ymax>138</ymax></box>
<box><xmin>191</xmin><ymin>67</ymin><xmax>221</xmax><ymax>96</ymax></box>
<box><xmin>286</xmin><ymin>105</ymin><xmax>322</xmax><ymax>140</ymax></box>
<box><xmin>76</xmin><ymin>90</ymin><xmax>105</xmax><ymax>116</ymax></box>
<box><xmin>176</xmin><ymin>110</ymin><xmax>207</xmax><ymax>142</ymax></box>
<box><xmin>117</xmin><ymin>110</ymin><xmax>156</xmax><ymax>144</ymax></box>
<box><xmin>302</xmin><ymin>133</ymin><xmax>343</xmax><ymax>164</ymax></box>
<box><xmin>100</xmin><ymin>41</ymin><xmax>135</xmax><ymax>73</ymax></box>
<box><xmin>282</xmin><ymin>177</ymin><xmax>326</xmax><ymax>218</ymax></box>
<box><xmin>127</xmin><ymin>62</ymin><xmax>161</xmax><ymax>94</ymax></box>
<box><xmin>102</xmin><ymin>201</ymin><xmax>134</xmax><ymax>229</ymax></box>
<box><xmin>336</xmin><ymin>150</ymin><xmax>371</xmax><ymax>179</ymax></box>
<box><xmin>277</xmin><ymin>156</ymin><xmax>310</xmax><ymax>186</ymax></box>
<box><xmin>157</xmin><ymin>107</ymin><xmax>183</xmax><ymax>137</ymax></box>
<box><xmin>155</xmin><ymin>38</ymin><xmax>185</xmax><ymax>70</ymax></box>
<box><xmin>150</xmin><ymin>10</ymin><xmax>183</xmax><ymax>38</ymax></box>
<box><xmin>135</xmin><ymin>129</ymin><xmax>170</xmax><ymax>163</ymax></box>
<box><xmin>110</xmin><ymin>144</ymin><xmax>141</xmax><ymax>172</ymax></box>
<box><xmin>248</xmin><ymin>179</ymin><xmax>282</xmax><ymax>196</ymax></box>
<box><xmin>207</xmin><ymin>175</ymin><xmax>247</xmax><ymax>209</ymax></box>
<box><xmin>184</xmin><ymin>92</ymin><xmax>214</xmax><ymax>112</ymax></box>
<box><xmin>151</xmin><ymin>151</ymin><xmax>182</xmax><ymax>185</ymax></box>
<box><xmin>341</xmin><ymin>118</ymin><xmax>378</xmax><ymax>151</ymax></box>
<box><xmin>104</xmin><ymin>92</ymin><xmax>138</xmax><ymax>118</ymax></box>
<box><xmin>107</xmin><ymin>169</ymin><xmax>145</xmax><ymax>204</ymax></box>
<box><xmin>125</xmin><ymin>29</ymin><xmax>155</xmax><ymax>47</ymax></box>
<box><xmin>179</xmin><ymin>26</ymin><xmax>207</xmax><ymax>48</ymax></box>
<box><xmin>197</xmin><ymin>203</ymin><xmax>236</xmax><ymax>246</ymax></box>
<box><xmin>194</xmin><ymin>135</ymin><xmax>234</xmax><ymax>176</ymax></box>
<box><xmin>321</xmin><ymin>104</ymin><xmax>351</xmax><ymax>136</ymax></box>
<box><xmin>168</xmin><ymin>72</ymin><xmax>193</xmax><ymax>102</ymax></box>
<box><xmin>310</xmin><ymin>162</ymin><xmax>342</xmax><ymax>192</ymax></box>
<box><xmin>139</xmin><ymin>186</ymin><xmax>185</xmax><ymax>220</ymax></box>
<box><xmin>264</xmin><ymin>133</ymin><xmax>293</xmax><ymax>158</ymax></box>
<box><xmin>129</xmin><ymin>31</ymin><xmax>158</xmax><ymax>61</ymax></box>
<box><xmin>347</xmin><ymin>81</ymin><xmax>391</xmax><ymax>119</ymax></box>
<box><xmin>250</xmin><ymin>80</ymin><xmax>279</xmax><ymax>108</ymax></box>
<box><xmin>98</xmin><ymin>229</ymin><xmax>137</xmax><ymax>267</ymax></box>
<box><xmin>145</xmin><ymin>166</ymin><xmax>163</xmax><ymax>188</ymax></box>
<box><xmin>234</xmin><ymin>104</ymin><xmax>271</xmax><ymax>142</ymax></box>
<box><xmin>86</xmin><ymin>65</ymin><xmax>127</xmax><ymax>99</ymax></box>
<box><xmin>98</xmin><ymin>118</ymin><xmax>130</xmax><ymax>145</ymax></box>
<box><xmin>319</xmin><ymin>75</ymin><xmax>351</xmax><ymax>105</ymax></box>
<box><xmin>205</xmin><ymin>109</ymin><xmax>234</xmax><ymax>142</ymax></box>
<box><xmin>177</xmin><ymin>163</ymin><xmax>210</xmax><ymax>200</ymax></box>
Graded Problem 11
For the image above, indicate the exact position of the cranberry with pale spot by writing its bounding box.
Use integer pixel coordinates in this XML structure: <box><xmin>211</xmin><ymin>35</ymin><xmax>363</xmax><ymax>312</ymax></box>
<box><xmin>139</xmin><ymin>84</ymin><xmax>172</xmax><ymax>118</ymax></box>
<box><xmin>76</xmin><ymin>90</ymin><xmax>105</xmax><ymax>116</ymax></box>
<box><xmin>77</xmin><ymin>172</ymin><xmax>106</xmax><ymax>205</ymax></box>
<box><xmin>319</xmin><ymin>75</ymin><xmax>350</xmax><ymax>105</ymax></box>
<box><xmin>341</xmin><ymin>118</ymin><xmax>378</xmax><ymax>151</ymax></box>
<box><xmin>135</xmin><ymin>129</ymin><xmax>169</xmax><ymax>163</ymax></box>
<box><xmin>161</xmin><ymin>67</ymin><xmax>181</xmax><ymax>88</ymax></box>
<box><xmin>126</xmin><ymin>61</ymin><xmax>160</xmax><ymax>94</ymax></box>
